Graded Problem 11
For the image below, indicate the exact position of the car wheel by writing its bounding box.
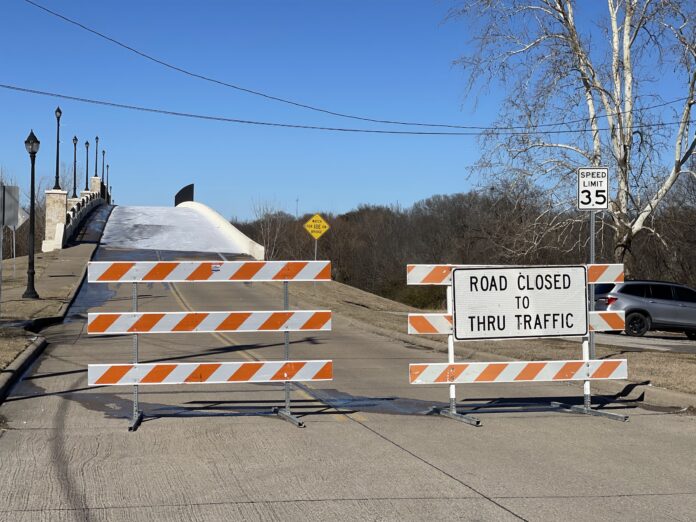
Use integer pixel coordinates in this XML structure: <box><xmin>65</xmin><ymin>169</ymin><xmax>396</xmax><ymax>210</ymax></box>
<box><xmin>686</xmin><ymin>331</ymin><xmax>696</xmax><ymax>341</ymax></box>
<box><xmin>625</xmin><ymin>312</ymin><xmax>650</xmax><ymax>337</ymax></box>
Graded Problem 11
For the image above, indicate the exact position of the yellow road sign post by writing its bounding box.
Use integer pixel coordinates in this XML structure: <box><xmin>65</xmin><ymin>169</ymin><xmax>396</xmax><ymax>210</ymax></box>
<box><xmin>304</xmin><ymin>214</ymin><xmax>330</xmax><ymax>259</ymax></box>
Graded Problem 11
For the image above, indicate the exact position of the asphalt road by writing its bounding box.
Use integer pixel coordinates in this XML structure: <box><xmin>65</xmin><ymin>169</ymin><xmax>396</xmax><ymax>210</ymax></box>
<box><xmin>1</xmin><ymin>219</ymin><xmax>695</xmax><ymax>520</ymax></box>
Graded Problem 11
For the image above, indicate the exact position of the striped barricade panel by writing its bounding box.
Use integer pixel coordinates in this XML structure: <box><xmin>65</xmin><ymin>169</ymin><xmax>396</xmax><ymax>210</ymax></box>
<box><xmin>88</xmin><ymin>311</ymin><xmax>332</xmax><ymax>335</ymax></box>
<box><xmin>588</xmin><ymin>311</ymin><xmax>625</xmax><ymax>332</ymax></box>
<box><xmin>408</xmin><ymin>314</ymin><xmax>452</xmax><ymax>335</ymax></box>
<box><xmin>409</xmin><ymin>311</ymin><xmax>625</xmax><ymax>335</ymax></box>
<box><xmin>409</xmin><ymin>359</ymin><xmax>628</xmax><ymax>384</ymax></box>
<box><xmin>406</xmin><ymin>264</ymin><xmax>624</xmax><ymax>285</ymax></box>
<box><xmin>587</xmin><ymin>264</ymin><xmax>624</xmax><ymax>284</ymax></box>
<box><xmin>88</xmin><ymin>260</ymin><xmax>332</xmax><ymax>283</ymax></box>
<box><xmin>88</xmin><ymin>360</ymin><xmax>333</xmax><ymax>386</ymax></box>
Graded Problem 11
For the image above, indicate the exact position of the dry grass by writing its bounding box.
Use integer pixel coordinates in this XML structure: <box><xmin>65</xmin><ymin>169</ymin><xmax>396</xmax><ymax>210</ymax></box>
<box><xmin>0</xmin><ymin>329</ymin><xmax>34</xmax><ymax>370</ymax></box>
<box><xmin>278</xmin><ymin>280</ymin><xmax>696</xmax><ymax>396</ymax></box>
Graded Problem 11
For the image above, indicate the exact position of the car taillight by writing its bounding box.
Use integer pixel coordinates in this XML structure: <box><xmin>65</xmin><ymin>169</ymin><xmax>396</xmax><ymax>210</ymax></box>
<box><xmin>607</xmin><ymin>297</ymin><xmax>618</xmax><ymax>305</ymax></box>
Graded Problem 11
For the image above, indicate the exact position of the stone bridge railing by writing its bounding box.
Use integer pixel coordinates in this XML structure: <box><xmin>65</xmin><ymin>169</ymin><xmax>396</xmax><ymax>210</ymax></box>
<box><xmin>42</xmin><ymin>176</ymin><xmax>108</xmax><ymax>253</ymax></box>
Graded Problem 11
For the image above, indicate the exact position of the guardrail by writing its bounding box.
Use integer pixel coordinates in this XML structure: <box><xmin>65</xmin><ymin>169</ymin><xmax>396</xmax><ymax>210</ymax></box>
<box><xmin>42</xmin><ymin>190</ymin><xmax>104</xmax><ymax>252</ymax></box>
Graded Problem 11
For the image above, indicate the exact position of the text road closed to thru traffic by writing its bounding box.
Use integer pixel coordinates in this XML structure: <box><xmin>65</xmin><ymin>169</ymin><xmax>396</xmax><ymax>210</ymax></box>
<box><xmin>452</xmin><ymin>266</ymin><xmax>588</xmax><ymax>341</ymax></box>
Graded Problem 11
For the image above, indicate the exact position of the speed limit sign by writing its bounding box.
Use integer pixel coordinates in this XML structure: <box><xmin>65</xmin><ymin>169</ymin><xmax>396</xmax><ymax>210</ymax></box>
<box><xmin>577</xmin><ymin>167</ymin><xmax>609</xmax><ymax>210</ymax></box>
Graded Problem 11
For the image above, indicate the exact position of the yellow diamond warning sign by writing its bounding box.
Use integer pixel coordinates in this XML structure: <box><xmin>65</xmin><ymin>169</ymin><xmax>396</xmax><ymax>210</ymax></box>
<box><xmin>304</xmin><ymin>213</ymin><xmax>330</xmax><ymax>240</ymax></box>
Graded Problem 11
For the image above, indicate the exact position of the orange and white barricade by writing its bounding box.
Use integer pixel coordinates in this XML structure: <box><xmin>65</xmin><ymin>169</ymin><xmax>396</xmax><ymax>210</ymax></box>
<box><xmin>87</xmin><ymin>260</ymin><xmax>333</xmax><ymax>431</ymax></box>
<box><xmin>405</xmin><ymin>264</ymin><xmax>628</xmax><ymax>426</ymax></box>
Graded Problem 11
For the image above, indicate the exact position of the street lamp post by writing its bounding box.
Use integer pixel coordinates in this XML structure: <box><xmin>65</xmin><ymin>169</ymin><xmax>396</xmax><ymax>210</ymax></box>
<box><xmin>94</xmin><ymin>136</ymin><xmax>99</xmax><ymax>179</ymax></box>
<box><xmin>84</xmin><ymin>141</ymin><xmax>90</xmax><ymax>191</ymax></box>
<box><xmin>53</xmin><ymin>107</ymin><xmax>62</xmax><ymax>190</ymax></box>
<box><xmin>23</xmin><ymin>131</ymin><xmax>40</xmax><ymax>299</ymax></box>
<box><xmin>102</xmin><ymin>150</ymin><xmax>105</xmax><ymax>179</ymax></box>
<box><xmin>72</xmin><ymin>136</ymin><xmax>78</xmax><ymax>198</ymax></box>
<box><xmin>106</xmin><ymin>164</ymin><xmax>110</xmax><ymax>203</ymax></box>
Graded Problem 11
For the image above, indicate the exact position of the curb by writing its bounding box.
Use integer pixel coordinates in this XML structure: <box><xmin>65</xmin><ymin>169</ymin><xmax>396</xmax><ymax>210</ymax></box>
<box><xmin>0</xmin><ymin>336</ymin><xmax>47</xmax><ymax>404</ymax></box>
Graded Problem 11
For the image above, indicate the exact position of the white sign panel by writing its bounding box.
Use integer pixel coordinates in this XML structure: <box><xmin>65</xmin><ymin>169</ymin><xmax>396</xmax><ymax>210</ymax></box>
<box><xmin>0</xmin><ymin>186</ymin><xmax>19</xmax><ymax>228</ymax></box>
<box><xmin>577</xmin><ymin>167</ymin><xmax>609</xmax><ymax>210</ymax></box>
<box><xmin>452</xmin><ymin>266</ymin><xmax>588</xmax><ymax>341</ymax></box>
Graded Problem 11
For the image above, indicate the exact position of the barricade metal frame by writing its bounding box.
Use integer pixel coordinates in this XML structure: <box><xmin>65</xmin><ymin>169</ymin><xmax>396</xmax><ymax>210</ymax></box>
<box><xmin>406</xmin><ymin>263</ymin><xmax>629</xmax><ymax>427</ymax></box>
<box><xmin>87</xmin><ymin>260</ymin><xmax>333</xmax><ymax>431</ymax></box>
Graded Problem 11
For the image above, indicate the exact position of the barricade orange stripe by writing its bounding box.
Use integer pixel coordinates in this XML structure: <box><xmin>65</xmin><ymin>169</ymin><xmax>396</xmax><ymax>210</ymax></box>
<box><xmin>228</xmin><ymin>362</ymin><xmax>264</xmax><ymax>382</ymax></box>
<box><xmin>88</xmin><ymin>361</ymin><xmax>334</xmax><ymax>385</ymax></box>
<box><xmin>215</xmin><ymin>312</ymin><xmax>253</xmax><ymax>331</ymax></box>
<box><xmin>97</xmin><ymin>262</ymin><xmax>134</xmax><ymax>282</ymax></box>
<box><xmin>475</xmin><ymin>363</ymin><xmax>507</xmax><ymax>382</ymax></box>
<box><xmin>144</xmin><ymin>262</ymin><xmax>179</xmax><ymax>281</ymax></box>
<box><xmin>602</xmin><ymin>312</ymin><xmax>625</xmax><ymax>330</ymax></box>
<box><xmin>409</xmin><ymin>359</ymin><xmax>627</xmax><ymax>384</ymax></box>
<box><xmin>271</xmin><ymin>362</ymin><xmax>303</xmax><ymax>381</ymax></box>
<box><xmin>301</xmin><ymin>311</ymin><xmax>331</xmax><ymax>330</ymax></box>
<box><xmin>274</xmin><ymin>261</ymin><xmax>307</xmax><ymax>280</ymax></box>
<box><xmin>409</xmin><ymin>364</ymin><xmax>428</xmax><ymax>383</ymax></box>
<box><xmin>185</xmin><ymin>363</ymin><xmax>222</xmax><ymax>383</ymax></box>
<box><xmin>514</xmin><ymin>362</ymin><xmax>546</xmax><ymax>381</ymax></box>
<box><xmin>435</xmin><ymin>364</ymin><xmax>468</xmax><ymax>383</ymax></box>
<box><xmin>553</xmin><ymin>361</ymin><xmax>584</xmax><ymax>380</ymax></box>
<box><xmin>258</xmin><ymin>312</ymin><xmax>293</xmax><ymax>331</ymax></box>
<box><xmin>314</xmin><ymin>263</ymin><xmax>332</xmax><ymax>280</ymax></box>
<box><xmin>127</xmin><ymin>313</ymin><xmax>166</xmax><ymax>333</ymax></box>
<box><xmin>229</xmin><ymin>262</ymin><xmax>264</xmax><ymax>281</ymax></box>
<box><xmin>313</xmin><ymin>361</ymin><xmax>333</xmax><ymax>380</ymax></box>
<box><xmin>141</xmin><ymin>364</ymin><xmax>177</xmax><ymax>383</ymax></box>
<box><xmin>88</xmin><ymin>311</ymin><xmax>332</xmax><ymax>334</ymax></box>
<box><xmin>587</xmin><ymin>265</ymin><xmax>607</xmax><ymax>284</ymax></box>
<box><xmin>173</xmin><ymin>313</ymin><xmax>209</xmax><ymax>332</ymax></box>
<box><xmin>409</xmin><ymin>315</ymin><xmax>439</xmax><ymax>334</ymax></box>
<box><xmin>88</xmin><ymin>314</ymin><xmax>121</xmax><ymax>334</ymax></box>
<box><xmin>95</xmin><ymin>364</ymin><xmax>133</xmax><ymax>385</ymax></box>
<box><xmin>590</xmin><ymin>360</ymin><xmax>622</xmax><ymax>379</ymax></box>
<box><xmin>406</xmin><ymin>263</ymin><xmax>624</xmax><ymax>285</ymax></box>
<box><xmin>89</xmin><ymin>260</ymin><xmax>333</xmax><ymax>282</ymax></box>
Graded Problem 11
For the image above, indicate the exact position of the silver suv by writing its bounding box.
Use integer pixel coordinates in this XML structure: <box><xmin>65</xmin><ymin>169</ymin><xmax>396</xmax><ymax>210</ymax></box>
<box><xmin>595</xmin><ymin>281</ymin><xmax>696</xmax><ymax>339</ymax></box>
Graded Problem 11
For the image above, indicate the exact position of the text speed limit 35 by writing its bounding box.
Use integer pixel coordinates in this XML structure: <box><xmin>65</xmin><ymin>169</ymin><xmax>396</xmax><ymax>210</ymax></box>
<box><xmin>577</xmin><ymin>167</ymin><xmax>609</xmax><ymax>211</ymax></box>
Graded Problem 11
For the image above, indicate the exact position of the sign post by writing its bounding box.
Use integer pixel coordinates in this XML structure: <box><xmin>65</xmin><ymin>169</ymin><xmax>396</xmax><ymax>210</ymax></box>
<box><xmin>303</xmin><ymin>213</ymin><xmax>330</xmax><ymax>260</ymax></box>
<box><xmin>0</xmin><ymin>186</ymin><xmax>20</xmax><ymax>317</ymax></box>
<box><xmin>577</xmin><ymin>168</ymin><xmax>609</xmax><ymax>411</ymax></box>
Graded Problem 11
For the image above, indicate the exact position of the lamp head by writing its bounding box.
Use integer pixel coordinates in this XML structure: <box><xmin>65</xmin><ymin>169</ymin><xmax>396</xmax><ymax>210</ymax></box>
<box><xmin>25</xmin><ymin>130</ymin><xmax>40</xmax><ymax>154</ymax></box>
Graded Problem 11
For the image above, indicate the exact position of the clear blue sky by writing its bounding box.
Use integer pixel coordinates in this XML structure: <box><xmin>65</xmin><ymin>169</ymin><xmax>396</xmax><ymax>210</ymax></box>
<box><xmin>0</xmin><ymin>0</ymin><xmax>505</xmax><ymax>220</ymax></box>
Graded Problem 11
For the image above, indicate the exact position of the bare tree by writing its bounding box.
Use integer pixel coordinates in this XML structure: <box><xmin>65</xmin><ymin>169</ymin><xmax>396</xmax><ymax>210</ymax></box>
<box><xmin>251</xmin><ymin>200</ymin><xmax>289</xmax><ymax>260</ymax></box>
<box><xmin>450</xmin><ymin>0</ymin><xmax>696</xmax><ymax>263</ymax></box>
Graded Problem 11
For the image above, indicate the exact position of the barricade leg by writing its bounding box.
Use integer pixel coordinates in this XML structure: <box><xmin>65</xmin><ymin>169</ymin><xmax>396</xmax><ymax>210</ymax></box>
<box><xmin>274</xmin><ymin>281</ymin><xmax>305</xmax><ymax>428</ymax></box>
<box><xmin>434</xmin><ymin>287</ymin><xmax>481</xmax><ymax>427</ymax></box>
<box><xmin>550</xmin><ymin>337</ymin><xmax>628</xmax><ymax>422</ymax></box>
<box><xmin>129</xmin><ymin>282</ymin><xmax>143</xmax><ymax>432</ymax></box>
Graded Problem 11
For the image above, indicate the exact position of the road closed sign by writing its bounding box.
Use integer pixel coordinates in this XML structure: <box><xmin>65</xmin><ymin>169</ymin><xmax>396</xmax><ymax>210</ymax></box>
<box><xmin>452</xmin><ymin>266</ymin><xmax>588</xmax><ymax>341</ymax></box>
<box><xmin>577</xmin><ymin>167</ymin><xmax>609</xmax><ymax>210</ymax></box>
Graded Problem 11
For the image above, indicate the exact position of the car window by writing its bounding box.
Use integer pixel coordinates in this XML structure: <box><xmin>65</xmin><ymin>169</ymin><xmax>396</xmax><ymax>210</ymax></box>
<box><xmin>674</xmin><ymin>286</ymin><xmax>696</xmax><ymax>303</ymax></box>
<box><xmin>594</xmin><ymin>284</ymin><xmax>615</xmax><ymax>295</ymax></box>
<box><xmin>619</xmin><ymin>284</ymin><xmax>647</xmax><ymax>297</ymax></box>
<box><xmin>649</xmin><ymin>284</ymin><xmax>674</xmax><ymax>300</ymax></box>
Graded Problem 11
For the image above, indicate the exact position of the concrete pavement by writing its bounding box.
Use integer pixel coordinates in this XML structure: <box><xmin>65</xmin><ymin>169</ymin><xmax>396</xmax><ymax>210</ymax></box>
<box><xmin>1</xmin><ymin>244</ymin><xmax>695</xmax><ymax>521</ymax></box>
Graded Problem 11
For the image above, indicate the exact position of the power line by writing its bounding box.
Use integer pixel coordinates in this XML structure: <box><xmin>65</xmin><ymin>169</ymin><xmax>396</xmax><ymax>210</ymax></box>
<box><xmin>0</xmin><ymin>82</ymin><xmax>692</xmax><ymax>137</ymax></box>
<box><xmin>21</xmin><ymin>0</ymin><xmax>691</xmax><ymax>131</ymax></box>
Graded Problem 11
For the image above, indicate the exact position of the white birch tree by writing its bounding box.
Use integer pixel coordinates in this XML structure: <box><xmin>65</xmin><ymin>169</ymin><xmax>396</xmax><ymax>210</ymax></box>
<box><xmin>450</xmin><ymin>0</ymin><xmax>696</xmax><ymax>263</ymax></box>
